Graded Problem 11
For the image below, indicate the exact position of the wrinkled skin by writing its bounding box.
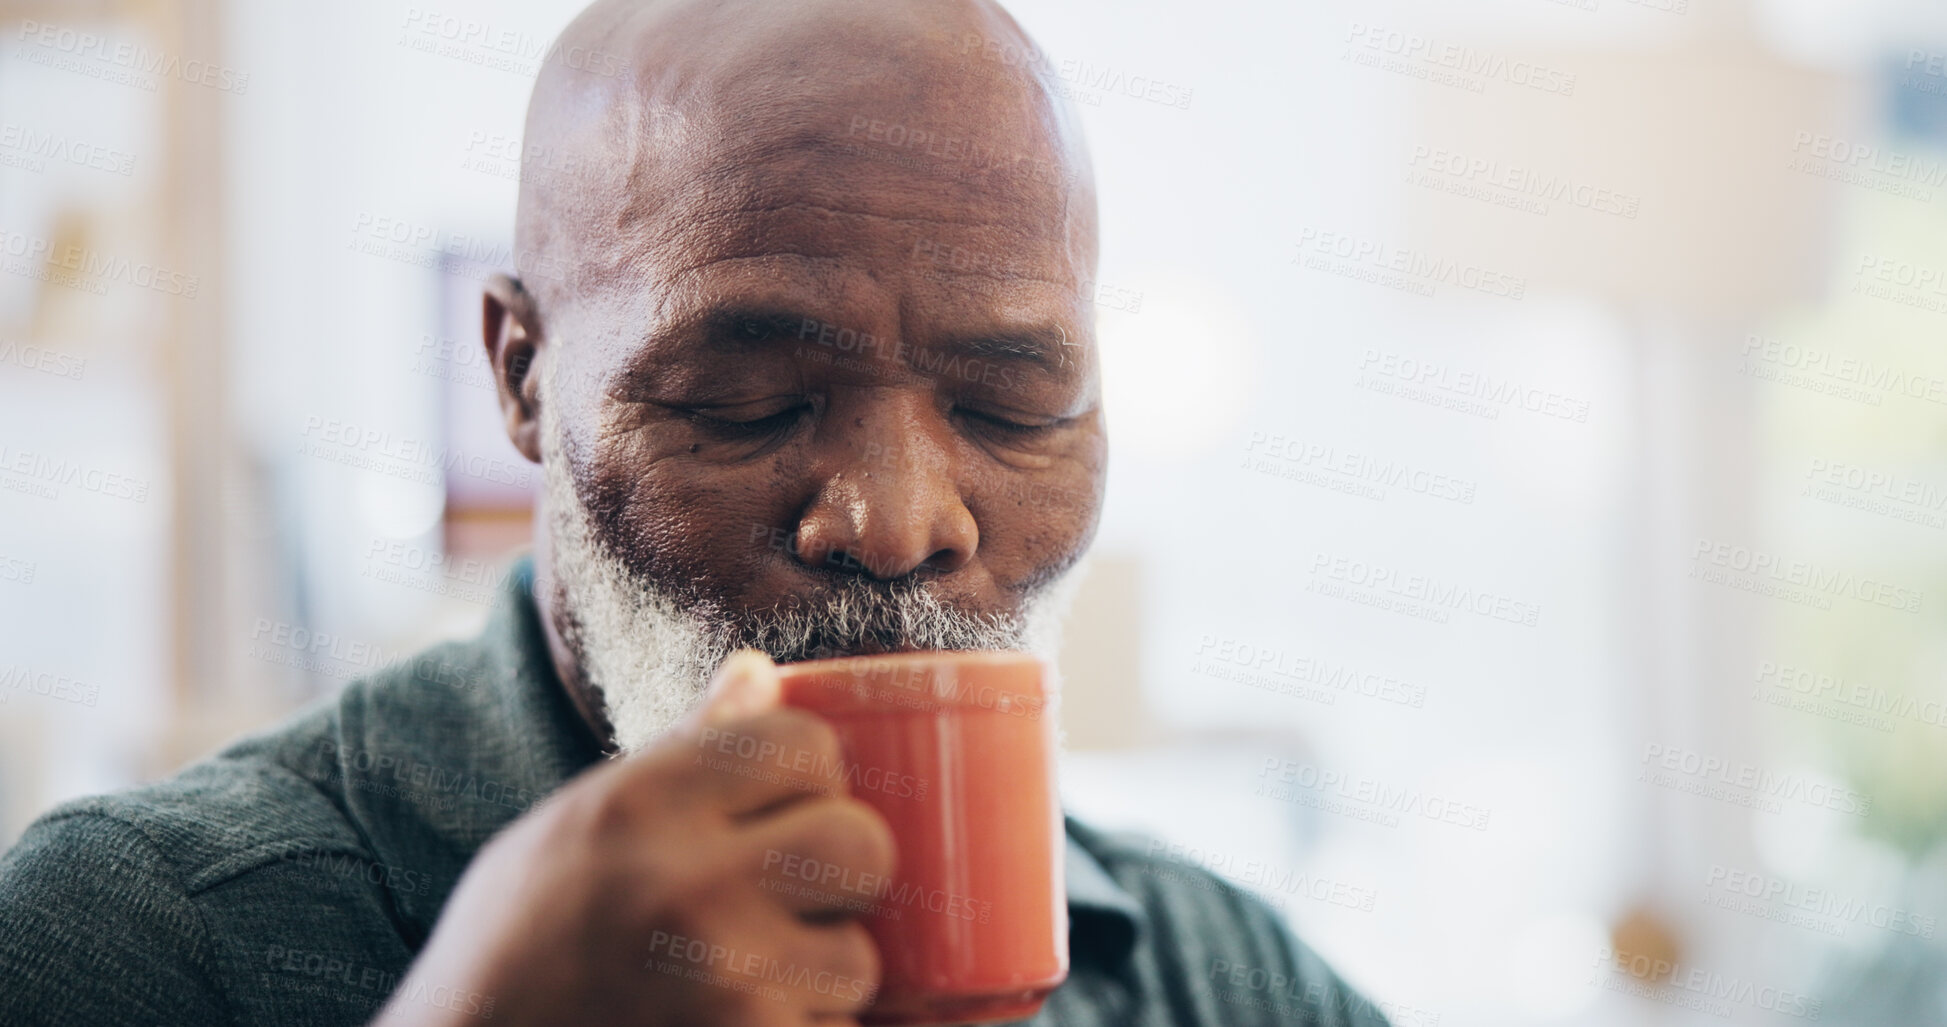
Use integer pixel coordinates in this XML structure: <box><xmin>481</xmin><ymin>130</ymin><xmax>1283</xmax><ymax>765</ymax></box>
<box><xmin>489</xmin><ymin>0</ymin><xmax>1106</xmax><ymax>741</ymax></box>
<box><xmin>373</xmin><ymin>2</ymin><xmax>1106</xmax><ymax>1024</ymax></box>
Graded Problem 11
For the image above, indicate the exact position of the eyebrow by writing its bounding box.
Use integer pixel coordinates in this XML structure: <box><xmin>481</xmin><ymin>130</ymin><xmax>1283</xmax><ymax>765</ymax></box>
<box><xmin>674</xmin><ymin>306</ymin><xmax>1078</xmax><ymax>375</ymax></box>
<box><xmin>935</xmin><ymin>328</ymin><xmax>1074</xmax><ymax>374</ymax></box>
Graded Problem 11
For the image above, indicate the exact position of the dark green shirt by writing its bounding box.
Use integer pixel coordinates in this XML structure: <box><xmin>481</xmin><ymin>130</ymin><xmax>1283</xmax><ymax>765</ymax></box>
<box><xmin>0</xmin><ymin>561</ymin><xmax>1389</xmax><ymax>1026</ymax></box>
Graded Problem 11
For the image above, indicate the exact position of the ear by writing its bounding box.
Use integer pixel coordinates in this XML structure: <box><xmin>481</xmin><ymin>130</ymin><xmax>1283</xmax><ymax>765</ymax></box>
<box><xmin>484</xmin><ymin>273</ymin><xmax>544</xmax><ymax>462</ymax></box>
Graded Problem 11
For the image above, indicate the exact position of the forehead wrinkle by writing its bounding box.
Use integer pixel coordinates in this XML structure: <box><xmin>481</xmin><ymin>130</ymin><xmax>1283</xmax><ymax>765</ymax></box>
<box><xmin>640</xmin><ymin>186</ymin><xmax>1082</xmax><ymax>283</ymax></box>
<box><xmin>648</xmin><ymin>199</ymin><xmax>1011</xmax><ymax>264</ymax></box>
<box><xmin>635</xmin><ymin>121</ymin><xmax>1077</xmax><ymax>228</ymax></box>
<box><xmin>659</xmin><ymin>251</ymin><xmax>848</xmax><ymax>285</ymax></box>
<box><xmin>683</xmin><ymin>199</ymin><xmax>1008</xmax><ymax>231</ymax></box>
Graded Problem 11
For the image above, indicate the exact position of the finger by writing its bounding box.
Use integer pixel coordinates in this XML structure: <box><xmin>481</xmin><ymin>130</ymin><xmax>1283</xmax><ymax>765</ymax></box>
<box><xmin>746</xmin><ymin>798</ymin><xmax>898</xmax><ymax>921</ymax></box>
<box><xmin>687</xmin><ymin>649</ymin><xmax>783</xmax><ymax>729</ymax></box>
<box><xmin>683</xmin><ymin>708</ymin><xmax>851</xmax><ymax>818</ymax></box>
<box><xmin>669</xmin><ymin>905</ymin><xmax>881</xmax><ymax>1021</ymax></box>
<box><xmin>764</xmin><ymin>915</ymin><xmax>882</xmax><ymax>1018</ymax></box>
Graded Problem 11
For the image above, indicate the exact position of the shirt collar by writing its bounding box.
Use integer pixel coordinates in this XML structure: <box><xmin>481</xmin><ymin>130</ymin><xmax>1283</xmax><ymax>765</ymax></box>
<box><xmin>336</xmin><ymin>556</ymin><xmax>1147</xmax><ymax>966</ymax></box>
<box><xmin>1063</xmin><ymin>819</ymin><xmax>1147</xmax><ymax>966</ymax></box>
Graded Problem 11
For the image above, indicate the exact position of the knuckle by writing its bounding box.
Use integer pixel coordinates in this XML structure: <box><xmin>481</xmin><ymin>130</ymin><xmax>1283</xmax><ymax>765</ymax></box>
<box><xmin>832</xmin><ymin>800</ymin><xmax>897</xmax><ymax>878</ymax></box>
<box><xmin>780</xmin><ymin>799</ymin><xmax>897</xmax><ymax>879</ymax></box>
<box><xmin>839</xmin><ymin>920</ymin><xmax>882</xmax><ymax>989</ymax></box>
<box><xmin>799</xmin><ymin>922</ymin><xmax>881</xmax><ymax>1013</ymax></box>
<box><xmin>558</xmin><ymin>770</ymin><xmax>640</xmax><ymax>840</ymax></box>
<box><xmin>688</xmin><ymin>708</ymin><xmax>845</xmax><ymax>780</ymax></box>
<box><xmin>766</xmin><ymin>708</ymin><xmax>845</xmax><ymax>768</ymax></box>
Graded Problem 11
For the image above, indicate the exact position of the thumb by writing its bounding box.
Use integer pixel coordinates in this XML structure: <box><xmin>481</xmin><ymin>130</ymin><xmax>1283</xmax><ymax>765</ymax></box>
<box><xmin>690</xmin><ymin>649</ymin><xmax>783</xmax><ymax>728</ymax></box>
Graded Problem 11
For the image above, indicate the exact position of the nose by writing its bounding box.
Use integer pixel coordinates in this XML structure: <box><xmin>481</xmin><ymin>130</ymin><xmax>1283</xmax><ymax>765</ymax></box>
<box><xmin>792</xmin><ymin>396</ymin><xmax>978</xmax><ymax>580</ymax></box>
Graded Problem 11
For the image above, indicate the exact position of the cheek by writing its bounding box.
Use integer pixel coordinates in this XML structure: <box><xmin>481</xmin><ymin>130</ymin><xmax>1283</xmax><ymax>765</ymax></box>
<box><xmin>964</xmin><ymin>440</ymin><xmax>1105</xmax><ymax>584</ymax></box>
<box><xmin>582</xmin><ymin>432</ymin><xmax>807</xmax><ymax>599</ymax></box>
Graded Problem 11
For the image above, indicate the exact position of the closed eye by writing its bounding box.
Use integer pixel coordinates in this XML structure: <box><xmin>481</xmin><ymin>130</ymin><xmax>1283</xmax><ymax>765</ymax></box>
<box><xmin>682</xmin><ymin>401</ymin><xmax>811</xmax><ymax>440</ymax></box>
<box><xmin>956</xmin><ymin>407</ymin><xmax>1062</xmax><ymax>439</ymax></box>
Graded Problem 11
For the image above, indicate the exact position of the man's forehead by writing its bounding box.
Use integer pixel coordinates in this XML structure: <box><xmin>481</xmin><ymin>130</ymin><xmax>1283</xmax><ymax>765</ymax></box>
<box><xmin>648</xmin><ymin>158</ymin><xmax>1082</xmax><ymax>274</ymax></box>
<box><xmin>561</xmin><ymin>111</ymin><xmax>1094</xmax><ymax>361</ymax></box>
<box><xmin>516</xmin><ymin>0</ymin><xmax>1096</xmax><ymax>312</ymax></box>
<box><xmin>602</xmin><ymin>72</ymin><xmax>1084</xmax><ymax>257</ymax></box>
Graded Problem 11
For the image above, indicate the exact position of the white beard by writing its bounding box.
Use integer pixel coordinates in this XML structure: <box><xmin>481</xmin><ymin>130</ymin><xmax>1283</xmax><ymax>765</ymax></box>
<box><xmin>537</xmin><ymin>357</ymin><xmax>1081</xmax><ymax>755</ymax></box>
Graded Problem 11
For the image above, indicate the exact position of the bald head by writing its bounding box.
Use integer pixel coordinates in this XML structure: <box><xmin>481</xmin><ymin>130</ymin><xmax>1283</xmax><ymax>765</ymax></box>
<box><xmin>514</xmin><ymin>0</ymin><xmax>1096</xmax><ymax>318</ymax></box>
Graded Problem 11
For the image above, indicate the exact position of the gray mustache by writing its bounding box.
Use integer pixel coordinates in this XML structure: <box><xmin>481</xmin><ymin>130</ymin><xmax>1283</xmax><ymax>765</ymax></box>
<box><xmin>700</xmin><ymin>578</ymin><xmax>1027</xmax><ymax>664</ymax></box>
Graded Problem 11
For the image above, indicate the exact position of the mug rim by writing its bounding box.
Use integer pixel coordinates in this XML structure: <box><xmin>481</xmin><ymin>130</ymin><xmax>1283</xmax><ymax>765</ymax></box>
<box><xmin>775</xmin><ymin>649</ymin><xmax>1051</xmax><ymax>714</ymax></box>
<box><xmin>775</xmin><ymin>649</ymin><xmax>1042</xmax><ymax>674</ymax></box>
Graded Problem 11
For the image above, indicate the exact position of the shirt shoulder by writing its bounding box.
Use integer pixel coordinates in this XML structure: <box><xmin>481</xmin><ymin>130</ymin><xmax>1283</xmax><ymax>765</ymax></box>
<box><xmin>52</xmin><ymin>626</ymin><xmax>512</xmax><ymax>891</ymax></box>
<box><xmin>0</xmin><ymin>609</ymin><xmax>540</xmax><ymax>1027</ymax></box>
<box><xmin>37</xmin><ymin>713</ymin><xmax>375</xmax><ymax>894</ymax></box>
<box><xmin>0</xmin><ymin>809</ymin><xmax>235</xmax><ymax>1027</ymax></box>
<box><xmin>0</xmin><ymin>701</ymin><xmax>414</xmax><ymax>1027</ymax></box>
<box><xmin>1067</xmin><ymin>819</ymin><xmax>1394</xmax><ymax>1027</ymax></box>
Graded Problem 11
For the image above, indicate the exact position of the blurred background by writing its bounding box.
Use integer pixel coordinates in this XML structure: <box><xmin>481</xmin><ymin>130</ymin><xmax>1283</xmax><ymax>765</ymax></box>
<box><xmin>4</xmin><ymin>0</ymin><xmax>1947</xmax><ymax>1022</ymax></box>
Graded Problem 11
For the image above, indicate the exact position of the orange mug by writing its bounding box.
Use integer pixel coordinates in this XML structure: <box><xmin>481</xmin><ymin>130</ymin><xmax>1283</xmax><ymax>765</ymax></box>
<box><xmin>775</xmin><ymin>650</ymin><xmax>1067</xmax><ymax>1026</ymax></box>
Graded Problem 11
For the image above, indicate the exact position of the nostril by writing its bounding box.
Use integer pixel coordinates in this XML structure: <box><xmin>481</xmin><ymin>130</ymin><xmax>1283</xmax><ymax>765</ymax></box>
<box><xmin>922</xmin><ymin>540</ymin><xmax>972</xmax><ymax>575</ymax></box>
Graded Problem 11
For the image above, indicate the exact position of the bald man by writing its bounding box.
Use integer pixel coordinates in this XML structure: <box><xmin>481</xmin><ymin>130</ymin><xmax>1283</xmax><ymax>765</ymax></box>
<box><xmin>0</xmin><ymin>2</ymin><xmax>1389</xmax><ymax>1025</ymax></box>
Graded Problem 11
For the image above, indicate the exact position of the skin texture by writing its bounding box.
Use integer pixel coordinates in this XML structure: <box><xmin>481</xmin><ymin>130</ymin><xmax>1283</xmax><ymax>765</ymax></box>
<box><xmin>372</xmin><ymin>2</ymin><xmax>1107</xmax><ymax>1024</ymax></box>
<box><xmin>482</xmin><ymin>0</ymin><xmax>1106</xmax><ymax>746</ymax></box>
